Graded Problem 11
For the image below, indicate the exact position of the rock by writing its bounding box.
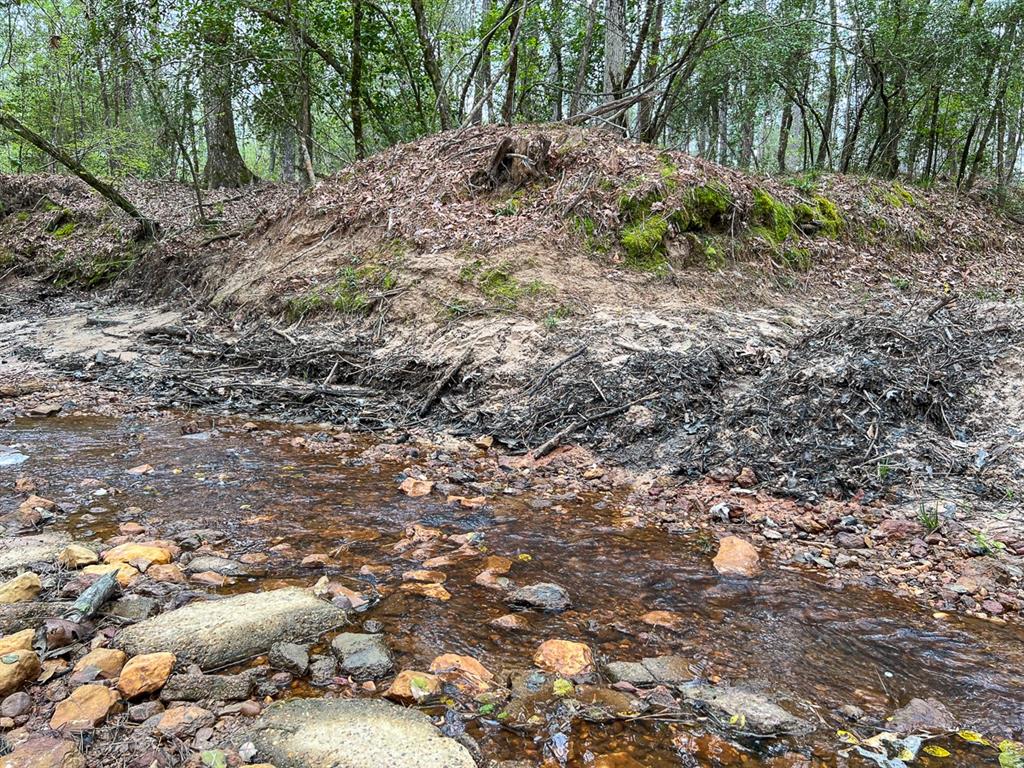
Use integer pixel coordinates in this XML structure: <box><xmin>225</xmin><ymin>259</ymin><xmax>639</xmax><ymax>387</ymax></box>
<box><xmin>269</xmin><ymin>642</ymin><xmax>309</xmax><ymax>676</ymax></box>
<box><xmin>736</xmin><ymin>467</ymin><xmax>757</xmax><ymax>488</ymax></box>
<box><xmin>145</xmin><ymin>564</ymin><xmax>185</xmax><ymax>583</ymax></box>
<box><xmin>117</xmin><ymin>652</ymin><xmax>175</xmax><ymax>698</ymax></box>
<box><xmin>574</xmin><ymin>685</ymin><xmax>648</xmax><ymax>722</ymax></box>
<box><xmin>0</xmin><ymin>573</ymin><xmax>41</xmax><ymax>605</ymax></box>
<box><xmin>0</xmin><ymin>630</ymin><xmax>34</xmax><ymax>655</ymax></box>
<box><xmin>249</xmin><ymin>698</ymin><xmax>475</xmax><ymax>768</ymax></box>
<box><xmin>532</xmin><ymin>640</ymin><xmax>594</xmax><ymax>677</ymax></box>
<box><xmin>102</xmin><ymin>543</ymin><xmax>173</xmax><ymax>567</ymax></box>
<box><xmin>640</xmin><ymin>610</ymin><xmax>683</xmax><ymax>629</ymax></box>
<box><xmin>385</xmin><ymin>670</ymin><xmax>442</xmax><ymax>703</ymax></box>
<box><xmin>49</xmin><ymin>684</ymin><xmax>122</xmax><ymax>731</ymax></box>
<box><xmin>638</xmin><ymin>655</ymin><xmax>691</xmax><ymax>685</ymax></box>
<box><xmin>57</xmin><ymin>546</ymin><xmax>99</xmax><ymax>569</ymax></box>
<box><xmin>489</xmin><ymin>613</ymin><xmax>529</xmax><ymax>631</ymax></box>
<box><xmin>0</xmin><ymin>602</ymin><xmax>71</xmax><ymax>636</ymax></box>
<box><xmin>330</xmin><ymin>633</ymin><xmax>393</xmax><ymax>681</ymax></box>
<box><xmin>835</xmin><ymin>532</ymin><xmax>863</xmax><ymax>549</ymax></box>
<box><xmin>398</xmin><ymin>478</ymin><xmax>434</xmax><ymax>497</ymax></box>
<box><xmin>128</xmin><ymin>700</ymin><xmax>164</xmax><ymax>723</ymax></box>
<box><xmin>712</xmin><ymin>537</ymin><xmax>761</xmax><ymax>577</ymax></box>
<box><xmin>888</xmin><ymin>697</ymin><xmax>958</xmax><ymax>734</ymax></box>
<box><xmin>183</xmin><ymin>556</ymin><xmax>252</xmax><ymax>577</ymax></box>
<box><xmin>0</xmin><ymin>650</ymin><xmax>41</xmax><ymax>697</ymax></box>
<box><xmin>399</xmin><ymin>582</ymin><xmax>451</xmax><ymax>601</ymax></box>
<box><xmin>308</xmin><ymin>655</ymin><xmax>337</xmax><ymax>687</ymax></box>
<box><xmin>114</xmin><ymin>588</ymin><xmax>345</xmax><ymax>670</ymax></box>
<box><xmin>0</xmin><ymin>533</ymin><xmax>69</xmax><ymax>573</ymax></box>
<box><xmin>191</xmin><ymin>571</ymin><xmax>233</xmax><ymax>587</ymax></box>
<box><xmin>82</xmin><ymin>563</ymin><xmax>139</xmax><ymax>587</ymax></box>
<box><xmin>402</xmin><ymin>570</ymin><xmax>446</xmax><ymax>583</ymax></box>
<box><xmin>603</xmin><ymin>661</ymin><xmax>655</xmax><ymax>686</ymax></box>
<box><xmin>681</xmin><ymin>684</ymin><xmax>811</xmax><ymax>736</ymax></box>
<box><xmin>1</xmin><ymin>691</ymin><xmax>31</xmax><ymax>718</ymax></box>
<box><xmin>160</xmin><ymin>671</ymin><xmax>254</xmax><ymax>702</ymax></box>
<box><xmin>0</xmin><ymin>736</ymin><xmax>86</xmax><ymax>768</ymax></box>
<box><xmin>428</xmin><ymin>653</ymin><xmax>493</xmax><ymax>695</ymax></box>
<box><xmin>507</xmin><ymin>583</ymin><xmax>571</xmax><ymax>612</ymax></box>
<box><xmin>156</xmin><ymin>704</ymin><xmax>215</xmax><ymax>738</ymax></box>
<box><xmin>102</xmin><ymin>597</ymin><xmax>159</xmax><ymax>623</ymax></box>
<box><xmin>70</xmin><ymin>647</ymin><xmax>127</xmax><ymax>684</ymax></box>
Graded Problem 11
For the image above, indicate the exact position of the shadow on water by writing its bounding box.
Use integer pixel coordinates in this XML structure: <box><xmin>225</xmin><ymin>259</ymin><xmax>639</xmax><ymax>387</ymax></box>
<box><xmin>3</xmin><ymin>414</ymin><xmax>1023</xmax><ymax>766</ymax></box>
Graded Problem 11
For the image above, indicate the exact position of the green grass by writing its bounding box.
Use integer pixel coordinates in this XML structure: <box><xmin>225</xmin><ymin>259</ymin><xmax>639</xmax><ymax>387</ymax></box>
<box><xmin>285</xmin><ymin>263</ymin><xmax>397</xmax><ymax>320</ymax></box>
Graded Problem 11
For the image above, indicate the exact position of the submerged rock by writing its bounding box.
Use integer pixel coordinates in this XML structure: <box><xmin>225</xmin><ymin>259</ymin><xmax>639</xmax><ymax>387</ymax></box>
<box><xmin>507</xmin><ymin>583</ymin><xmax>571</xmax><ymax>612</ymax></box>
<box><xmin>603</xmin><ymin>655</ymin><xmax>691</xmax><ymax>686</ymax></box>
<box><xmin>712</xmin><ymin>537</ymin><xmax>761</xmax><ymax>577</ymax></box>
<box><xmin>533</xmin><ymin>640</ymin><xmax>594</xmax><ymax>677</ymax></box>
<box><xmin>114</xmin><ymin>588</ymin><xmax>345</xmax><ymax>669</ymax></box>
<box><xmin>888</xmin><ymin>697</ymin><xmax>958</xmax><ymax>734</ymax></box>
<box><xmin>330</xmin><ymin>633</ymin><xmax>393</xmax><ymax>681</ymax></box>
<box><xmin>681</xmin><ymin>683</ymin><xmax>811</xmax><ymax>736</ymax></box>
<box><xmin>183</xmin><ymin>555</ymin><xmax>253</xmax><ymax>577</ymax></box>
<box><xmin>249</xmin><ymin>698</ymin><xmax>475</xmax><ymax>768</ymax></box>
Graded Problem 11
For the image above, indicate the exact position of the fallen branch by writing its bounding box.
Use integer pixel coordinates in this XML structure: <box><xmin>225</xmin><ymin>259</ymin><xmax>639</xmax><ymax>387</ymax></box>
<box><xmin>419</xmin><ymin>349</ymin><xmax>472</xmax><ymax>416</ymax></box>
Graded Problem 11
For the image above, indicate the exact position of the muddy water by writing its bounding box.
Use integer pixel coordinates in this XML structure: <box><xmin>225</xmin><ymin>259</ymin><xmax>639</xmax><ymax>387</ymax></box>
<box><xmin>4</xmin><ymin>414</ymin><xmax>1024</xmax><ymax>766</ymax></box>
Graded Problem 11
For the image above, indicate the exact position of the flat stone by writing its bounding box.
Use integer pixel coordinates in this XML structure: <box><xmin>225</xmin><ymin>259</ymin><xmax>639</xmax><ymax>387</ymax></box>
<box><xmin>888</xmin><ymin>697</ymin><xmax>958</xmax><ymax>734</ymax></box>
<box><xmin>0</xmin><ymin>736</ymin><xmax>86</xmax><ymax>768</ymax></box>
<box><xmin>70</xmin><ymin>648</ymin><xmax>127</xmax><ymax>684</ymax></box>
<box><xmin>0</xmin><ymin>573</ymin><xmax>41</xmax><ymax>605</ymax></box>
<box><xmin>183</xmin><ymin>556</ymin><xmax>253</xmax><ymax>577</ymax></box>
<box><xmin>428</xmin><ymin>653</ymin><xmax>493</xmax><ymax>695</ymax></box>
<box><xmin>58</xmin><ymin>545</ymin><xmax>99</xmax><ymax>569</ymax></box>
<box><xmin>156</xmin><ymin>704</ymin><xmax>214</xmax><ymax>737</ymax></box>
<box><xmin>114</xmin><ymin>588</ymin><xmax>345</xmax><ymax>670</ymax></box>
<box><xmin>50</xmin><ymin>684</ymin><xmax>122</xmax><ymax>731</ymax></box>
<box><xmin>681</xmin><ymin>683</ymin><xmax>811</xmax><ymax>736</ymax></box>
<box><xmin>603</xmin><ymin>661</ymin><xmax>654</xmax><ymax>686</ymax></box>
<box><xmin>0</xmin><ymin>533</ymin><xmax>69</xmax><ymax>573</ymax></box>
<box><xmin>0</xmin><ymin>602</ymin><xmax>72</xmax><ymax>636</ymax></box>
<box><xmin>532</xmin><ymin>640</ymin><xmax>594</xmax><ymax>677</ymax></box>
<box><xmin>1</xmin><ymin>691</ymin><xmax>31</xmax><ymax>718</ymax></box>
<box><xmin>574</xmin><ymin>685</ymin><xmax>648</xmax><ymax>722</ymax></box>
<box><xmin>160</xmin><ymin>670</ymin><xmax>254</xmax><ymax>702</ymax></box>
<box><xmin>102</xmin><ymin>543</ymin><xmax>173</xmax><ymax>567</ymax></box>
<box><xmin>639</xmin><ymin>655</ymin><xmax>691</xmax><ymax>685</ymax></box>
<box><xmin>331</xmin><ymin>633</ymin><xmax>393</xmax><ymax>681</ymax></box>
<box><xmin>102</xmin><ymin>597</ymin><xmax>159</xmax><ymax>623</ymax></box>
<box><xmin>269</xmin><ymin>642</ymin><xmax>309</xmax><ymax>676</ymax></box>
<box><xmin>384</xmin><ymin>670</ymin><xmax>442</xmax><ymax>704</ymax></box>
<box><xmin>507</xmin><ymin>583</ymin><xmax>571</xmax><ymax>611</ymax></box>
<box><xmin>249</xmin><ymin>697</ymin><xmax>475</xmax><ymax>768</ymax></box>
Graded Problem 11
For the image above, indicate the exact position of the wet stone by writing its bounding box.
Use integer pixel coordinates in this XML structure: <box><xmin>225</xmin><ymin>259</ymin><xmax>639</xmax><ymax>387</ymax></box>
<box><xmin>331</xmin><ymin>633</ymin><xmax>393</xmax><ymax>681</ymax></box>
<box><xmin>603</xmin><ymin>661</ymin><xmax>655</xmax><ymax>687</ymax></box>
<box><xmin>249</xmin><ymin>697</ymin><xmax>476</xmax><ymax>768</ymax></box>
<box><xmin>638</xmin><ymin>655</ymin><xmax>692</xmax><ymax>685</ymax></box>
<box><xmin>269</xmin><ymin>642</ymin><xmax>309</xmax><ymax>676</ymax></box>
<box><xmin>102</xmin><ymin>597</ymin><xmax>159</xmax><ymax>623</ymax></box>
<box><xmin>681</xmin><ymin>683</ymin><xmax>811</xmax><ymax>736</ymax></box>
<box><xmin>128</xmin><ymin>700</ymin><xmax>165</xmax><ymax>723</ymax></box>
<box><xmin>114</xmin><ymin>588</ymin><xmax>345</xmax><ymax>670</ymax></box>
<box><xmin>507</xmin><ymin>583</ymin><xmax>571</xmax><ymax>612</ymax></box>
<box><xmin>308</xmin><ymin>654</ymin><xmax>337</xmax><ymax>687</ymax></box>
<box><xmin>1</xmin><ymin>691</ymin><xmax>31</xmax><ymax>718</ymax></box>
<box><xmin>888</xmin><ymin>697</ymin><xmax>959</xmax><ymax>734</ymax></box>
<box><xmin>183</xmin><ymin>555</ymin><xmax>253</xmax><ymax>577</ymax></box>
<box><xmin>160</xmin><ymin>670</ymin><xmax>254</xmax><ymax>702</ymax></box>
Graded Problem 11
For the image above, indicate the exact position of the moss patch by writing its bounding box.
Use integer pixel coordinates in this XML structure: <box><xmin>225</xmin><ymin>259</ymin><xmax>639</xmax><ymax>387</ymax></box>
<box><xmin>459</xmin><ymin>259</ymin><xmax>550</xmax><ymax>308</ymax></box>
<box><xmin>882</xmin><ymin>181</ymin><xmax>916</xmax><ymax>208</ymax></box>
<box><xmin>285</xmin><ymin>263</ymin><xmax>397</xmax><ymax>320</ymax></box>
<box><xmin>674</xmin><ymin>182</ymin><xmax>733</xmax><ymax>232</ymax></box>
<box><xmin>781</xmin><ymin>246</ymin><xmax>812</xmax><ymax>272</ymax></box>
<box><xmin>620</xmin><ymin>214</ymin><xmax>669</xmax><ymax>272</ymax></box>
<box><xmin>751</xmin><ymin>188</ymin><xmax>795</xmax><ymax>244</ymax></box>
<box><xmin>793</xmin><ymin>195</ymin><xmax>844</xmax><ymax>238</ymax></box>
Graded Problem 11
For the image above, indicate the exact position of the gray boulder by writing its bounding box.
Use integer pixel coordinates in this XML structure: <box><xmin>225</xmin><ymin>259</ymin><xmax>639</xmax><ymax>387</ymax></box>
<box><xmin>250</xmin><ymin>698</ymin><xmax>475</xmax><ymax>768</ymax></box>
<box><xmin>269</xmin><ymin>642</ymin><xmax>309</xmax><ymax>676</ymax></box>
<box><xmin>681</xmin><ymin>683</ymin><xmax>812</xmax><ymax>736</ymax></box>
<box><xmin>331</xmin><ymin>633</ymin><xmax>393</xmax><ymax>680</ymax></box>
<box><xmin>507</xmin><ymin>583</ymin><xmax>571</xmax><ymax>612</ymax></box>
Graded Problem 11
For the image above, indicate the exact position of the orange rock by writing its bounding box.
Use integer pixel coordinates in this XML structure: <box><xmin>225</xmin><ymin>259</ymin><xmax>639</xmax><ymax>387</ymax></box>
<box><xmin>71</xmin><ymin>648</ymin><xmax>127</xmax><ymax>684</ymax></box>
<box><xmin>102</xmin><ymin>543</ymin><xmax>172</xmax><ymax>567</ymax></box>
<box><xmin>18</xmin><ymin>495</ymin><xmax>55</xmax><ymax>514</ymax></box>
<box><xmin>0</xmin><ymin>736</ymin><xmax>86</xmax><ymax>768</ymax></box>
<box><xmin>0</xmin><ymin>572</ymin><xmax>41</xmax><ymax>604</ymax></box>
<box><xmin>384</xmin><ymin>670</ymin><xmax>442</xmax><ymax>703</ymax></box>
<box><xmin>429</xmin><ymin>653</ymin><xmax>493</xmax><ymax>694</ymax></box>
<box><xmin>400</xmin><ymin>582</ymin><xmax>451</xmax><ymax>601</ymax></box>
<box><xmin>0</xmin><ymin>629</ymin><xmax>35</xmax><ymax>655</ymax></box>
<box><xmin>398</xmin><ymin>477</ymin><xmax>433</xmax><ymax>497</ymax></box>
<box><xmin>58</xmin><ymin>545</ymin><xmax>99</xmax><ymax>568</ymax></box>
<box><xmin>0</xmin><ymin>650</ymin><xmax>41</xmax><ymax>697</ymax></box>
<box><xmin>118</xmin><ymin>522</ymin><xmax>146</xmax><ymax>536</ymax></box>
<box><xmin>49</xmin><ymin>684</ymin><xmax>121</xmax><ymax>731</ymax></box>
<box><xmin>117</xmin><ymin>652</ymin><xmax>175</xmax><ymax>698</ymax></box>
<box><xmin>533</xmin><ymin>640</ymin><xmax>595</xmax><ymax>677</ymax></box>
<box><xmin>402</xmin><ymin>569</ymin><xmax>446</xmax><ymax>584</ymax></box>
<box><xmin>446</xmin><ymin>495</ymin><xmax>487</xmax><ymax>508</ymax></box>
<box><xmin>489</xmin><ymin>613</ymin><xmax>529</xmax><ymax>631</ymax></box>
<box><xmin>640</xmin><ymin>610</ymin><xmax>683</xmax><ymax>629</ymax></box>
<box><xmin>712</xmin><ymin>536</ymin><xmax>761</xmax><ymax>577</ymax></box>
<box><xmin>301</xmin><ymin>554</ymin><xmax>333</xmax><ymax>567</ymax></box>
<box><xmin>156</xmin><ymin>704</ymin><xmax>214</xmax><ymax>737</ymax></box>
<box><xmin>82</xmin><ymin>563</ymin><xmax>139</xmax><ymax>587</ymax></box>
<box><xmin>146</xmin><ymin>563</ymin><xmax>185</xmax><ymax>583</ymax></box>
<box><xmin>483</xmin><ymin>556</ymin><xmax>513</xmax><ymax>574</ymax></box>
<box><xmin>126</xmin><ymin>464</ymin><xmax>154</xmax><ymax>475</ymax></box>
<box><xmin>191</xmin><ymin>571</ymin><xmax>233</xmax><ymax>587</ymax></box>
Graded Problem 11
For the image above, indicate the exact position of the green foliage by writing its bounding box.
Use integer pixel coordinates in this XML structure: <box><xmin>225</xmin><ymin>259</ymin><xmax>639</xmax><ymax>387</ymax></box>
<box><xmin>285</xmin><ymin>262</ymin><xmax>396</xmax><ymax>320</ymax></box>
<box><xmin>917</xmin><ymin>504</ymin><xmax>941</xmax><ymax>533</ymax></box>
<box><xmin>751</xmin><ymin>188</ymin><xmax>795</xmax><ymax>244</ymax></box>
<box><xmin>781</xmin><ymin>246</ymin><xmax>811</xmax><ymax>271</ymax></box>
<box><xmin>458</xmin><ymin>259</ymin><xmax>548</xmax><ymax>309</ymax></box>
<box><xmin>50</xmin><ymin>221</ymin><xmax>76</xmax><ymax>238</ymax></box>
<box><xmin>674</xmin><ymin>182</ymin><xmax>733</xmax><ymax>232</ymax></box>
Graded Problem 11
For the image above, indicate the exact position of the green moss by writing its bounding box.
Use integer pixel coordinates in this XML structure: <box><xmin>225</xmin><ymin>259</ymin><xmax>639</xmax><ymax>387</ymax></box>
<box><xmin>620</xmin><ymin>214</ymin><xmax>669</xmax><ymax>272</ymax></box>
<box><xmin>0</xmin><ymin>249</ymin><xmax>12</xmax><ymax>267</ymax></box>
<box><xmin>883</xmin><ymin>181</ymin><xmax>916</xmax><ymax>208</ymax></box>
<box><xmin>793</xmin><ymin>195</ymin><xmax>844</xmax><ymax>238</ymax></box>
<box><xmin>751</xmin><ymin>188</ymin><xmax>795</xmax><ymax>244</ymax></box>
<box><xmin>458</xmin><ymin>259</ymin><xmax>549</xmax><ymax>309</ymax></box>
<box><xmin>51</xmin><ymin>221</ymin><xmax>76</xmax><ymax>238</ymax></box>
<box><xmin>781</xmin><ymin>246</ymin><xmax>812</xmax><ymax>272</ymax></box>
<box><xmin>673</xmin><ymin>182</ymin><xmax>733</xmax><ymax>232</ymax></box>
<box><xmin>284</xmin><ymin>262</ymin><xmax>398</xmax><ymax>320</ymax></box>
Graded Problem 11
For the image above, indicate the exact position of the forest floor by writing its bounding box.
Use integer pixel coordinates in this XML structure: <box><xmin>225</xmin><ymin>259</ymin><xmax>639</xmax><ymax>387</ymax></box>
<box><xmin>2</xmin><ymin>126</ymin><xmax>1024</xmax><ymax>767</ymax></box>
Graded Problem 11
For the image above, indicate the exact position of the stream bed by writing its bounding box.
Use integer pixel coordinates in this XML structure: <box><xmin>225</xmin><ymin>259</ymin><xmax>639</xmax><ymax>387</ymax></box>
<box><xmin>3</xmin><ymin>413</ymin><xmax>1023</xmax><ymax>767</ymax></box>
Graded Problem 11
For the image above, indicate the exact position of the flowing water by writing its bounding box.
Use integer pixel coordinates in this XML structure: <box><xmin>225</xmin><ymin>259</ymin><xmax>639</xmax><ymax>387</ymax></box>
<box><xmin>3</xmin><ymin>414</ymin><xmax>1023</xmax><ymax>767</ymax></box>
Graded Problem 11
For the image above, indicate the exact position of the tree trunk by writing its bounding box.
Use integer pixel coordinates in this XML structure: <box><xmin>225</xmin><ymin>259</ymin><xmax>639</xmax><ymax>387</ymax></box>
<box><xmin>351</xmin><ymin>0</ymin><xmax>366</xmax><ymax>158</ymax></box>
<box><xmin>777</xmin><ymin>99</ymin><xmax>792</xmax><ymax>172</ymax></box>
<box><xmin>200</xmin><ymin>11</ymin><xmax>253</xmax><ymax>188</ymax></box>
<box><xmin>603</xmin><ymin>0</ymin><xmax>626</xmax><ymax>129</ymax></box>
<box><xmin>472</xmin><ymin>0</ymin><xmax>493</xmax><ymax>124</ymax></box>
<box><xmin>0</xmin><ymin>104</ymin><xmax>158</xmax><ymax>239</ymax></box>
<box><xmin>637</xmin><ymin>0</ymin><xmax>663</xmax><ymax>140</ymax></box>
<box><xmin>569</xmin><ymin>0</ymin><xmax>599</xmax><ymax>117</ymax></box>
<box><xmin>410</xmin><ymin>0</ymin><xmax>452</xmax><ymax>129</ymax></box>
<box><xmin>501</xmin><ymin>2</ymin><xmax>522</xmax><ymax>124</ymax></box>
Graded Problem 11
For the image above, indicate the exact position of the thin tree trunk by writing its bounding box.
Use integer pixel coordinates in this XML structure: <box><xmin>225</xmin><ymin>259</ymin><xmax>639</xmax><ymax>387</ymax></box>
<box><xmin>410</xmin><ymin>0</ymin><xmax>452</xmax><ymax>129</ymax></box>
<box><xmin>603</xmin><ymin>0</ymin><xmax>626</xmax><ymax>129</ymax></box>
<box><xmin>569</xmin><ymin>0</ymin><xmax>599</xmax><ymax>117</ymax></box>
<box><xmin>351</xmin><ymin>0</ymin><xmax>366</xmax><ymax>158</ymax></box>
<box><xmin>501</xmin><ymin>1</ymin><xmax>522</xmax><ymax>124</ymax></box>
<box><xmin>0</xmin><ymin>104</ymin><xmax>158</xmax><ymax>238</ymax></box>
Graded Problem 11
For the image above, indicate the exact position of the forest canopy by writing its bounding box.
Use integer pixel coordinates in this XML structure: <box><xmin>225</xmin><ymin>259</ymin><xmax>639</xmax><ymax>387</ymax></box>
<box><xmin>1</xmin><ymin>0</ymin><xmax>1022</xmax><ymax>195</ymax></box>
